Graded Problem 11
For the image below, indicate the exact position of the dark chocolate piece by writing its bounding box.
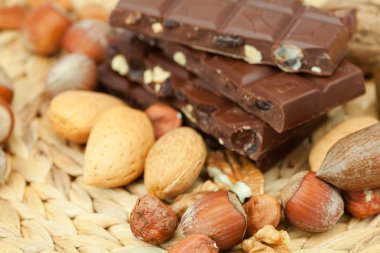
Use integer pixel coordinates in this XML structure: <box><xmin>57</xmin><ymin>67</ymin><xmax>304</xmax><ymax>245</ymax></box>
<box><xmin>110</xmin><ymin>0</ymin><xmax>356</xmax><ymax>76</ymax></box>
<box><xmin>99</xmin><ymin>59</ymin><xmax>325</xmax><ymax>170</ymax></box>
<box><xmin>105</xmin><ymin>34</ymin><xmax>325</xmax><ymax>160</ymax></box>
<box><xmin>157</xmin><ymin>40</ymin><xmax>365</xmax><ymax>132</ymax></box>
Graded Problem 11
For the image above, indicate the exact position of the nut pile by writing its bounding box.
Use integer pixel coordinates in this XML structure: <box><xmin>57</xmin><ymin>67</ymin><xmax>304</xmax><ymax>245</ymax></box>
<box><xmin>0</xmin><ymin>1</ymin><xmax>380</xmax><ymax>253</ymax></box>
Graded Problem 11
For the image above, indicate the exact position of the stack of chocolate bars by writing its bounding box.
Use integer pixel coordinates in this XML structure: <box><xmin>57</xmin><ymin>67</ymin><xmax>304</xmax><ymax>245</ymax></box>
<box><xmin>100</xmin><ymin>0</ymin><xmax>365</xmax><ymax>169</ymax></box>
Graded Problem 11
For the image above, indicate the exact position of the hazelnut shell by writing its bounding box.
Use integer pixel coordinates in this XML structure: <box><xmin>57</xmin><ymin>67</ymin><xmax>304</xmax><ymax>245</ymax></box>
<box><xmin>130</xmin><ymin>195</ymin><xmax>178</xmax><ymax>245</ymax></box>
<box><xmin>243</xmin><ymin>194</ymin><xmax>281</xmax><ymax>237</ymax></box>
<box><xmin>181</xmin><ymin>191</ymin><xmax>247</xmax><ymax>250</ymax></box>
<box><xmin>62</xmin><ymin>19</ymin><xmax>110</xmax><ymax>62</ymax></box>
<box><xmin>22</xmin><ymin>3</ymin><xmax>71</xmax><ymax>55</ymax></box>
<box><xmin>280</xmin><ymin>171</ymin><xmax>344</xmax><ymax>232</ymax></box>
<box><xmin>168</xmin><ymin>234</ymin><xmax>219</xmax><ymax>253</ymax></box>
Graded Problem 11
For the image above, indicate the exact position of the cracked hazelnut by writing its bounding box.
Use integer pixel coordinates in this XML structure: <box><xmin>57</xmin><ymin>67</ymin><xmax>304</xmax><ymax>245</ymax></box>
<box><xmin>145</xmin><ymin>103</ymin><xmax>182</xmax><ymax>138</ymax></box>
<box><xmin>280</xmin><ymin>171</ymin><xmax>344</xmax><ymax>232</ymax></box>
<box><xmin>130</xmin><ymin>195</ymin><xmax>178</xmax><ymax>245</ymax></box>
<box><xmin>169</xmin><ymin>234</ymin><xmax>219</xmax><ymax>253</ymax></box>
<box><xmin>62</xmin><ymin>19</ymin><xmax>110</xmax><ymax>62</ymax></box>
<box><xmin>181</xmin><ymin>191</ymin><xmax>247</xmax><ymax>250</ymax></box>
<box><xmin>243</xmin><ymin>194</ymin><xmax>281</xmax><ymax>237</ymax></box>
<box><xmin>344</xmin><ymin>189</ymin><xmax>380</xmax><ymax>219</ymax></box>
<box><xmin>22</xmin><ymin>3</ymin><xmax>71</xmax><ymax>55</ymax></box>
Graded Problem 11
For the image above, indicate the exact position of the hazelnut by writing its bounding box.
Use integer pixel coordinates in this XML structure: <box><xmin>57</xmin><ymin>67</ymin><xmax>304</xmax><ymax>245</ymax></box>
<box><xmin>76</xmin><ymin>4</ymin><xmax>109</xmax><ymax>22</ymax></box>
<box><xmin>27</xmin><ymin>0</ymin><xmax>73</xmax><ymax>11</ymax></box>
<box><xmin>280</xmin><ymin>171</ymin><xmax>344</xmax><ymax>232</ymax></box>
<box><xmin>169</xmin><ymin>234</ymin><xmax>219</xmax><ymax>253</ymax></box>
<box><xmin>130</xmin><ymin>195</ymin><xmax>178</xmax><ymax>245</ymax></box>
<box><xmin>145</xmin><ymin>103</ymin><xmax>182</xmax><ymax>138</ymax></box>
<box><xmin>0</xmin><ymin>98</ymin><xmax>14</xmax><ymax>146</ymax></box>
<box><xmin>62</xmin><ymin>19</ymin><xmax>111</xmax><ymax>62</ymax></box>
<box><xmin>243</xmin><ymin>194</ymin><xmax>281</xmax><ymax>237</ymax></box>
<box><xmin>344</xmin><ymin>189</ymin><xmax>380</xmax><ymax>219</ymax></box>
<box><xmin>46</xmin><ymin>53</ymin><xmax>98</xmax><ymax>97</ymax></box>
<box><xmin>181</xmin><ymin>191</ymin><xmax>247</xmax><ymax>250</ymax></box>
<box><xmin>0</xmin><ymin>6</ymin><xmax>27</xmax><ymax>29</ymax></box>
<box><xmin>22</xmin><ymin>3</ymin><xmax>71</xmax><ymax>55</ymax></box>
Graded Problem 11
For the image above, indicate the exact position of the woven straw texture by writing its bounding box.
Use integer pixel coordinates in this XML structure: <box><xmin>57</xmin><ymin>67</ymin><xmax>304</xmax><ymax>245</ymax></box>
<box><xmin>0</xmin><ymin>0</ymin><xmax>379</xmax><ymax>252</ymax></box>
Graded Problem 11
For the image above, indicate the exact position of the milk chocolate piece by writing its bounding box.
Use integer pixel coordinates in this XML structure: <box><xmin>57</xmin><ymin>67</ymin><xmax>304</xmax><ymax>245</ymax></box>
<box><xmin>98</xmin><ymin>63</ymin><xmax>159</xmax><ymax>109</ymax></box>
<box><xmin>109</xmin><ymin>32</ymin><xmax>364</xmax><ymax>132</ymax></box>
<box><xmin>157</xmin><ymin>40</ymin><xmax>364</xmax><ymax>132</ymax></box>
<box><xmin>99</xmin><ymin>59</ymin><xmax>325</xmax><ymax>169</ymax></box>
<box><xmin>105</xmin><ymin>37</ymin><xmax>325</xmax><ymax>160</ymax></box>
<box><xmin>110</xmin><ymin>0</ymin><xmax>356</xmax><ymax>76</ymax></box>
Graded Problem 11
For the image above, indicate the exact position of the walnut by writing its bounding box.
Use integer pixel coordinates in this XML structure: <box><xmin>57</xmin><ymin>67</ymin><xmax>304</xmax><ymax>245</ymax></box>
<box><xmin>242</xmin><ymin>225</ymin><xmax>291</xmax><ymax>253</ymax></box>
<box><xmin>207</xmin><ymin>150</ymin><xmax>264</xmax><ymax>202</ymax></box>
<box><xmin>192</xmin><ymin>180</ymin><xmax>223</xmax><ymax>193</ymax></box>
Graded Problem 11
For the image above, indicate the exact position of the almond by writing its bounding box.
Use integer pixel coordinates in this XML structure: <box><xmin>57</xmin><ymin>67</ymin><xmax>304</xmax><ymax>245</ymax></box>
<box><xmin>309</xmin><ymin>117</ymin><xmax>378</xmax><ymax>172</ymax></box>
<box><xmin>84</xmin><ymin>106</ymin><xmax>154</xmax><ymax>188</ymax></box>
<box><xmin>144</xmin><ymin>127</ymin><xmax>206</xmax><ymax>199</ymax></box>
<box><xmin>48</xmin><ymin>90</ymin><xmax>125</xmax><ymax>143</ymax></box>
<box><xmin>0</xmin><ymin>6</ymin><xmax>27</xmax><ymax>29</ymax></box>
<box><xmin>317</xmin><ymin>123</ymin><xmax>380</xmax><ymax>191</ymax></box>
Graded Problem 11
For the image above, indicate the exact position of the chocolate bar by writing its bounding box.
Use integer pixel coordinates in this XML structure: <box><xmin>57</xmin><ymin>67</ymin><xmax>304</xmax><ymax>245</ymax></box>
<box><xmin>99</xmin><ymin>60</ymin><xmax>325</xmax><ymax>170</ymax></box>
<box><xmin>156</xmin><ymin>39</ymin><xmax>364</xmax><ymax>132</ymax></box>
<box><xmin>106</xmin><ymin>34</ymin><xmax>325</xmax><ymax>160</ymax></box>
<box><xmin>98</xmin><ymin>63</ymin><xmax>159</xmax><ymax>109</ymax></box>
<box><xmin>110</xmin><ymin>0</ymin><xmax>356</xmax><ymax>76</ymax></box>
<box><xmin>109</xmin><ymin>32</ymin><xmax>364</xmax><ymax>132</ymax></box>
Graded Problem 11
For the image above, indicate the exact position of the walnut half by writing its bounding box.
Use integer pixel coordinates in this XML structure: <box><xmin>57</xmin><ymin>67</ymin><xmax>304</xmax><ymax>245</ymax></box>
<box><xmin>242</xmin><ymin>225</ymin><xmax>291</xmax><ymax>253</ymax></box>
<box><xmin>207</xmin><ymin>150</ymin><xmax>264</xmax><ymax>202</ymax></box>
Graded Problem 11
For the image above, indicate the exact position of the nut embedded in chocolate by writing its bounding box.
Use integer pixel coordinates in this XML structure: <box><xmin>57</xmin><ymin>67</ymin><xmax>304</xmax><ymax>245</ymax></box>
<box><xmin>163</xmin><ymin>19</ymin><xmax>179</xmax><ymax>29</ymax></box>
<box><xmin>255</xmin><ymin>100</ymin><xmax>272</xmax><ymax>111</ymax></box>
<box><xmin>213</xmin><ymin>34</ymin><xmax>244</xmax><ymax>48</ymax></box>
<box><xmin>273</xmin><ymin>44</ymin><xmax>304</xmax><ymax>72</ymax></box>
<box><xmin>125</xmin><ymin>12</ymin><xmax>142</xmax><ymax>25</ymax></box>
<box><xmin>111</xmin><ymin>54</ymin><xmax>129</xmax><ymax>76</ymax></box>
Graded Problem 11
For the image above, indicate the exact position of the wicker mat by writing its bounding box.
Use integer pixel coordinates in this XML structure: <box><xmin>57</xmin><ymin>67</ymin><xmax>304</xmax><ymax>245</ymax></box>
<box><xmin>0</xmin><ymin>1</ymin><xmax>380</xmax><ymax>252</ymax></box>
